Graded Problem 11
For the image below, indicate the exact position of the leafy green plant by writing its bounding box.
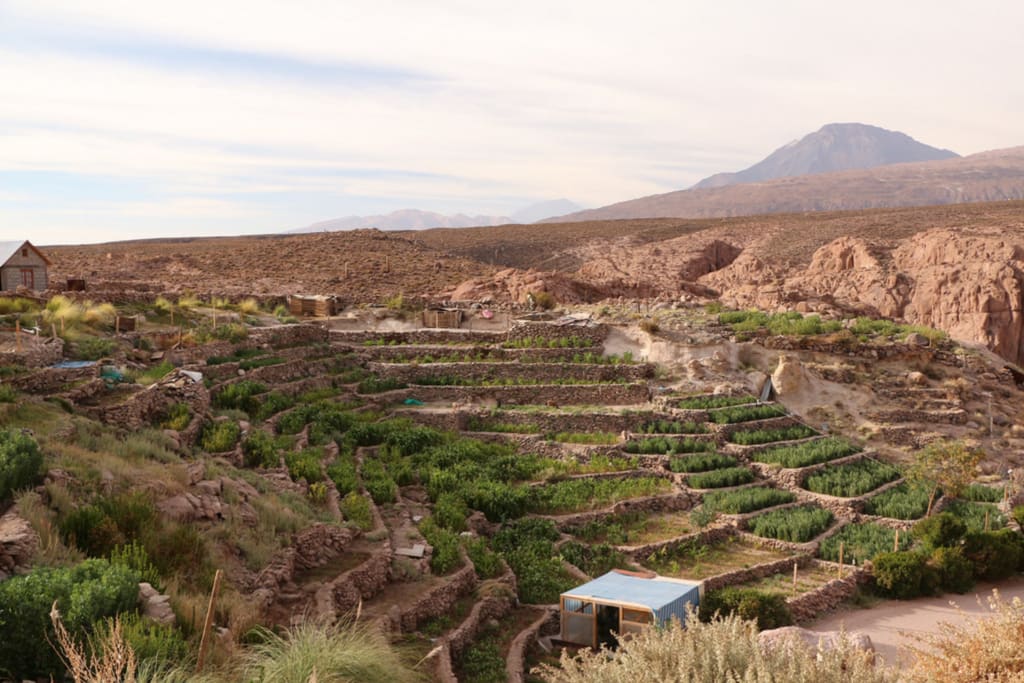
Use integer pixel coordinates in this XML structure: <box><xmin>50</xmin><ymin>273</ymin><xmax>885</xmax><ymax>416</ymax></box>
<box><xmin>158</xmin><ymin>402</ymin><xmax>191</xmax><ymax>431</ymax></box>
<box><xmin>73</xmin><ymin>337</ymin><xmax>115</xmax><ymax>360</ymax></box>
<box><xmin>752</xmin><ymin>437</ymin><xmax>860</xmax><ymax>468</ymax></box>
<box><xmin>873</xmin><ymin>551</ymin><xmax>932</xmax><ymax>599</ymax></box>
<box><xmin>708</xmin><ymin>404</ymin><xmax>787</xmax><ymax>424</ymax></box>
<box><xmin>668</xmin><ymin>452</ymin><xmax>736</xmax><ymax>473</ymax></box>
<box><xmin>944</xmin><ymin>500</ymin><xmax>1007</xmax><ymax>532</ymax></box>
<box><xmin>0</xmin><ymin>428</ymin><xmax>43</xmax><ymax>501</ymax></box>
<box><xmin>527</xmin><ymin>476</ymin><xmax>670</xmax><ymax>514</ymax></box>
<box><xmin>356</xmin><ymin>377</ymin><xmax>407</xmax><ymax>393</ymax></box>
<box><xmin>928</xmin><ymin>546</ymin><xmax>975</xmax><ymax>594</ymax></box>
<box><xmin>748</xmin><ymin>506</ymin><xmax>833</xmax><ymax>543</ymax></box>
<box><xmin>212</xmin><ymin>379</ymin><xmax>266</xmax><ymax>415</ymax></box>
<box><xmin>200</xmin><ymin>420</ymin><xmax>241</xmax><ymax>453</ymax></box>
<box><xmin>492</xmin><ymin>518</ymin><xmax>575</xmax><ymax>604</ymax></box>
<box><xmin>284</xmin><ymin>448</ymin><xmax>324</xmax><ymax>483</ymax></box>
<box><xmin>728</xmin><ymin>425</ymin><xmax>817</xmax><ymax>445</ymax></box>
<box><xmin>702</xmin><ymin>487</ymin><xmax>795</xmax><ymax>514</ymax></box>
<box><xmin>912</xmin><ymin>512</ymin><xmax>966</xmax><ymax>550</ymax></box>
<box><xmin>819</xmin><ymin>523</ymin><xmax>910</xmax><ymax>564</ymax></box>
<box><xmin>803</xmin><ymin>459</ymin><xmax>901</xmax><ymax>498</ymax></box>
<box><xmin>419</xmin><ymin>516</ymin><xmax>461</xmax><ymax>574</ymax></box>
<box><xmin>699</xmin><ymin>587</ymin><xmax>793</xmax><ymax>630</ymax></box>
<box><xmin>961</xmin><ymin>483</ymin><xmax>1004</xmax><ymax>503</ymax></box>
<box><xmin>327</xmin><ymin>455</ymin><xmax>359</xmax><ymax>497</ymax></box>
<box><xmin>862</xmin><ymin>482</ymin><xmax>932</xmax><ymax>519</ymax></box>
<box><xmin>640</xmin><ymin>419</ymin><xmax>707</xmax><ymax>434</ymax></box>
<box><xmin>560</xmin><ymin>541</ymin><xmax>631</xmax><ymax>577</ymax></box>
<box><xmin>242</xmin><ymin>430</ymin><xmax>279</xmax><ymax>468</ymax></box>
<box><xmin>464</xmin><ymin>537</ymin><xmax>503</xmax><ymax>579</ymax></box>
<box><xmin>340</xmin><ymin>492</ymin><xmax>373</xmax><ymax>531</ymax></box>
<box><xmin>253</xmin><ymin>391</ymin><xmax>295</xmax><ymax>420</ymax></box>
<box><xmin>0</xmin><ymin>385</ymin><xmax>18</xmax><ymax>403</ymax></box>
<box><xmin>687</xmin><ymin>467</ymin><xmax>755</xmax><ymax>489</ymax></box>
<box><xmin>434</xmin><ymin>492</ymin><xmax>469</xmax><ymax>532</ymax></box>
<box><xmin>962</xmin><ymin>530</ymin><xmax>1023</xmax><ymax>581</ymax></box>
<box><xmin>547</xmin><ymin>431</ymin><xmax>619</xmax><ymax>445</ymax></box>
<box><xmin>624</xmin><ymin>437</ymin><xmax>715</xmax><ymax>455</ymax></box>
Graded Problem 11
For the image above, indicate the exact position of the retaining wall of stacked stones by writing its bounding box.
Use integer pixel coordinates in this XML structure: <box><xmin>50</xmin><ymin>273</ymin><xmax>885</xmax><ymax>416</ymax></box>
<box><xmin>785</xmin><ymin>565</ymin><xmax>868</xmax><ymax>623</ymax></box>
<box><xmin>553</xmin><ymin>492</ymin><xmax>696</xmax><ymax>533</ymax></box>
<box><xmin>869</xmin><ymin>408</ymin><xmax>968</xmax><ymax>424</ymax></box>
<box><xmin>399</xmin><ymin>558</ymin><xmax>479</xmax><ymax>632</ymax></box>
<box><xmin>79</xmin><ymin>377</ymin><xmax>210</xmax><ymax>430</ymax></box>
<box><xmin>507</xmin><ymin>321</ymin><xmax>609</xmax><ymax>345</ymax></box>
<box><xmin>703</xmin><ymin>554</ymin><xmax>813</xmax><ymax>592</ymax></box>
<box><xmin>0</xmin><ymin>336</ymin><xmax>64</xmax><ymax>368</ymax></box>
<box><xmin>716</xmin><ymin>415</ymin><xmax>802</xmax><ymax>439</ymax></box>
<box><xmin>506</xmin><ymin>608</ymin><xmax>559</xmax><ymax>683</ymax></box>
<box><xmin>428</xmin><ymin>587</ymin><xmax>518</xmax><ymax>683</ymax></box>
<box><xmin>331</xmin><ymin>329</ymin><xmax>506</xmax><ymax>345</ymax></box>
<box><xmin>368</xmin><ymin>360</ymin><xmax>654</xmax><ymax>384</ymax></box>
<box><xmin>9</xmin><ymin>364</ymin><xmax>98</xmax><ymax>394</ymax></box>
<box><xmin>620</xmin><ymin>524</ymin><xmax>735</xmax><ymax>563</ymax></box>
<box><xmin>759</xmin><ymin>335</ymin><xmax>941</xmax><ymax>362</ymax></box>
<box><xmin>331</xmin><ymin>544</ymin><xmax>394</xmax><ymax>617</ymax></box>
<box><xmin>351</xmin><ymin>344</ymin><xmax>603</xmax><ymax>363</ymax></box>
<box><xmin>252</xmin><ymin>524</ymin><xmax>356</xmax><ymax>606</ymax></box>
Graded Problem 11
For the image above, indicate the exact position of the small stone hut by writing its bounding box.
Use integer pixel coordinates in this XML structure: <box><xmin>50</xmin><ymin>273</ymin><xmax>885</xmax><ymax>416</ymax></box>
<box><xmin>0</xmin><ymin>240</ymin><xmax>50</xmax><ymax>292</ymax></box>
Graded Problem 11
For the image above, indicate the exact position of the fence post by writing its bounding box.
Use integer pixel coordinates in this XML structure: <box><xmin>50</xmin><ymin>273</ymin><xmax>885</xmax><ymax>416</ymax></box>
<box><xmin>196</xmin><ymin>569</ymin><xmax>223</xmax><ymax>672</ymax></box>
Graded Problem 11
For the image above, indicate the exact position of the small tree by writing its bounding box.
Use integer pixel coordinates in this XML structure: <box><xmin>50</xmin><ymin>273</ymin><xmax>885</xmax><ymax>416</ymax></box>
<box><xmin>908</xmin><ymin>440</ymin><xmax>983</xmax><ymax>516</ymax></box>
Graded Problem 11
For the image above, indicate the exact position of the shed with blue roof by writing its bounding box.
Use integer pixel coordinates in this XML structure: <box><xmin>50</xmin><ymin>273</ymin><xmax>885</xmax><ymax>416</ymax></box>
<box><xmin>559</xmin><ymin>570</ymin><xmax>702</xmax><ymax>648</ymax></box>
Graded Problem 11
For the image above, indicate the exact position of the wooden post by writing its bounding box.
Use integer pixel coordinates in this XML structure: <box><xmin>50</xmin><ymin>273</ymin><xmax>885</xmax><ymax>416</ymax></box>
<box><xmin>894</xmin><ymin>529</ymin><xmax>900</xmax><ymax>552</ymax></box>
<box><xmin>838</xmin><ymin>542</ymin><xmax>844</xmax><ymax>578</ymax></box>
<box><xmin>15</xmin><ymin>320</ymin><xmax>21</xmax><ymax>352</ymax></box>
<box><xmin>792</xmin><ymin>562</ymin><xmax>798</xmax><ymax>595</ymax></box>
<box><xmin>344</xmin><ymin>262</ymin><xmax>349</xmax><ymax>278</ymax></box>
<box><xmin>51</xmin><ymin>322</ymin><xmax>57</xmax><ymax>339</ymax></box>
<box><xmin>195</xmin><ymin>569</ymin><xmax>223</xmax><ymax>673</ymax></box>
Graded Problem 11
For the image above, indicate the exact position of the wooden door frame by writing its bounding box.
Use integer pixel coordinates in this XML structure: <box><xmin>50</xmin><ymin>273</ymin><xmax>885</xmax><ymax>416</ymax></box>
<box><xmin>20</xmin><ymin>268</ymin><xmax>34</xmax><ymax>290</ymax></box>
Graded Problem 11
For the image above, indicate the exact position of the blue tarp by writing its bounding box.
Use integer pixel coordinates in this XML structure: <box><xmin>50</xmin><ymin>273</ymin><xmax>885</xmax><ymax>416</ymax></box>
<box><xmin>562</xmin><ymin>571</ymin><xmax>701</xmax><ymax>626</ymax></box>
<box><xmin>51</xmin><ymin>361</ymin><xmax>97</xmax><ymax>369</ymax></box>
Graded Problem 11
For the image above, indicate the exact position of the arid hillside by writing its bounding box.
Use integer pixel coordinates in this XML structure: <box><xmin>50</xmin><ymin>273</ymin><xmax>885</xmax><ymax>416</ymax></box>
<box><xmin>548</xmin><ymin>147</ymin><xmax>1024</xmax><ymax>222</ymax></box>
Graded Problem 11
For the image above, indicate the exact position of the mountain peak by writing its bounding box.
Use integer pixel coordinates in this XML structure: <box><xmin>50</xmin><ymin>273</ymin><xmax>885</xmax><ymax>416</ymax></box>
<box><xmin>692</xmin><ymin>123</ymin><xmax>959</xmax><ymax>189</ymax></box>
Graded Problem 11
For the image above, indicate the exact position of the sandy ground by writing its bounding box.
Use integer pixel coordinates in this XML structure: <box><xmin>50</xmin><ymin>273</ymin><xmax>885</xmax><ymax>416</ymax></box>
<box><xmin>807</xmin><ymin>576</ymin><xmax>1024</xmax><ymax>668</ymax></box>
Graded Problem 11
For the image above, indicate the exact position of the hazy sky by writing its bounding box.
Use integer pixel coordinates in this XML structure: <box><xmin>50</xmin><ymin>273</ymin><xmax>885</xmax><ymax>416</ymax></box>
<box><xmin>2</xmin><ymin>0</ymin><xmax>1022</xmax><ymax>244</ymax></box>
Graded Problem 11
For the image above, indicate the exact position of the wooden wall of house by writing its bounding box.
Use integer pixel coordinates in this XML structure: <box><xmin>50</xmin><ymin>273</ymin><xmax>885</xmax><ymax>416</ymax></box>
<box><xmin>1</xmin><ymin>247</ymin><xmax>49</xmax><ymax>291</ymax></box>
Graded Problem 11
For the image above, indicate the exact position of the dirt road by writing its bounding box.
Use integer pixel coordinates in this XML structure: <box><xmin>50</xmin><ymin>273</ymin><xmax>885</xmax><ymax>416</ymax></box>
<box><xmin>806</xmin><ymin>577</ymin><xmax>1024</xmax><ymax>668</ymax></box>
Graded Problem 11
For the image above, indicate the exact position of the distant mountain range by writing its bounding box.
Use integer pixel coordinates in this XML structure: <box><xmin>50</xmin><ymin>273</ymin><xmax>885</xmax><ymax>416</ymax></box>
<box><xmin>546</xmin><ymin>127</ymin><xmax>1024</xmax><ymax>223</ymax></box>
<box><xmin>289</xmin><ymin>199</ymin><xmax>582</xmax><ymax>233</ymax></box>
<box><xmin>692</xmin><ymin>123</ymin><xmax>958</xmax><ymax>189</ymax></box>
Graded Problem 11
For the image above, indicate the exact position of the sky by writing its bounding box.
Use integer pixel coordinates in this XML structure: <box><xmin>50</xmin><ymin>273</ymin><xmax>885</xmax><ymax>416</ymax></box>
<box><xmin>1</xmin><ymin>0</ymin><xmax>1022</xmax><ymax>245</ymax></box>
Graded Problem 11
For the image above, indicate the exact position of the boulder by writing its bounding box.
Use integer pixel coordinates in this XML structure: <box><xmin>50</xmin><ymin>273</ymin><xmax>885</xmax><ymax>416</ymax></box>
<box><xmin>772</xmin><ymin>355</ymin><xmax>809</xmax><ymax>397</ymax></box>
<box><xmin>138</xmin><ymin>582</ymin><xmax>176</xmax><ymax>626</ymax></box>
<box><xmin>906</xmin><ymin>371</ymin><xmax>928</xmax><ymax>386</ymax></box>
<box><xmin>0</xmin><ymin>510</ymin><xmax>39</xmax><ymax>579</ymax></box>
<box><xmin>906</xmin><ymin>332</ymin><xmax>930</xmax><ymax>347</ymax></box>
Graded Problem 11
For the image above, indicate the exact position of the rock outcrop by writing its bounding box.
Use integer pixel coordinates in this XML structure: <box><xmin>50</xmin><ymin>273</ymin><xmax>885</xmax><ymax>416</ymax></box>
<box><xmin>758</xmin><ymin>626</ymin><xmax>874</xmax><ymax>654</ymax></box>
<box><xmin>0</xmin><ymin>510</ymin><xmax>38</xmax><ymax>579</ymax></box>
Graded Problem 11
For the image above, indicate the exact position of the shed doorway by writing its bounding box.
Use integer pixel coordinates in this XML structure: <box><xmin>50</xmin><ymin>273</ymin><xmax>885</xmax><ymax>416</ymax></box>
<box><xmin>596</xmin><ymin>604</ymin><xmax>619</xmax><ymax>648</ymax></box>
<box><xmin>20</xmin><ymin>269</ymin><xmax>33</xmax><ymax>289</ymax></box>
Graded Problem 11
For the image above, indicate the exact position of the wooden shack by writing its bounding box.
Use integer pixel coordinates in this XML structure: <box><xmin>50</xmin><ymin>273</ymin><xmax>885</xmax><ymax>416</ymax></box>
<box><xmin>288</xmin><ymin>295</ymin><xmax>340</xmax><ymax>317</ymax></box>
<box><xmin>421</xmin><ymin>307</ymin><xmax>463</xmax><ymax>329</ymax></box>
<box><xmin>0</xmin><ymin>240</ymin><xmax>50</xmax><ymax>292</ymax></box>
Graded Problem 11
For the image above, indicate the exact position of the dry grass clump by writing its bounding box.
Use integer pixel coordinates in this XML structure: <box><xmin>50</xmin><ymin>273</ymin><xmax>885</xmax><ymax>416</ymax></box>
<box><xmin>536</xmin><ymin>607</ymin><xmax>893</xmax><ymax>683</ymax></box>
<box><xmin>51</xmin><ymin>605</ymin><xmax>137</xmax><ymax>683</ymax></box>
<box><xmin>902</xmin><ymin>590</ymin><xmax>1024</xmax><ymax>682</ymax></box>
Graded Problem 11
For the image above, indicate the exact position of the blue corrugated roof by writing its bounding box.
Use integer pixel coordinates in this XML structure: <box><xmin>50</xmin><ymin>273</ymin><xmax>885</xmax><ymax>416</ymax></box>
<box><xmin>562</xmin><ymin>572</ymin><xmax>699</xmax><ymax>613</ymax></box>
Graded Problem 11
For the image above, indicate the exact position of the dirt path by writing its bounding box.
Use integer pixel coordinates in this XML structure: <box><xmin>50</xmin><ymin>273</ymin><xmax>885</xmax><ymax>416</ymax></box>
<box><xmin>806</xmin><ymin>576</ymin><xmax>1024</xmax><ymax>668</ymax></box>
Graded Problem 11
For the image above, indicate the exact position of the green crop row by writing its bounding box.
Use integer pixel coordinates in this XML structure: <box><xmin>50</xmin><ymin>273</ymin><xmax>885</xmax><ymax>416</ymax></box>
<box><xmin>687</xmin><ymin>467</ymin><xmax>755</xmax><ymax>489</ymax></box>
<box><xmin>749</xmin><ymin>506</ymin><xmax>833</xmax><ymax>543</ymax></box>
<box><xmin>639</xmin><ymin>420</ymin><xmax>708</xmax><ymax>434</ymax></box>
<box><xmin>668</xmin><ymin>452</ymin><xmax>737</xmax><ymax>473</ymax></box>
<box><xmin>708</xmin><ymin>404</ymin><xmax>787</xmax><ymax>424</ymax></box>
<box><xmin>819</xmin><ymin>522</ymin><xmax>912</xmax><ymax>564</ymax></box>
<box><xmin>751</xmin><ymin>437</ymin><xmax>860</xmax><ymax>468</ymax></box>
<box><xmin>728</xmin><ymin>425</ymin><xmax>817</xmax><ymax>445</ymax></box>
<box><xmin>673</xmin><ymin>395</ymin><xmax>757</xmax><ymax>410</ymax></box>
<box><xmin>862</xmin><ymin>483</ymin><xmax>933</xmax><ymax>520</ymax></box>
<box><xmin>702</xmin><ymin>487</ymin><xmax>795</xmax><ymax>514</ymax></box>
<box><xmin>623</xmin><ymin>437</ymin><xmax>715</xmax><ymax>455</ymax></box>
<box><xmin>802</xmin><ymin>459</ymin><xmax>901</xmax><ymax>498</ymax></box>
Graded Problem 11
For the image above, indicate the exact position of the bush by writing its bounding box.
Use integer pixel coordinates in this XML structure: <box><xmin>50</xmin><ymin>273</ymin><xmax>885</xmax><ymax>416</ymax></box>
<box><xmin>0</xmin><ymin>428</ymin><xmax>43</xmax><ymax>500</ymax></box>
<box><xmin>640</xmin><ymin>419</ymin><xmax>707</xmax><ymax>434</ymax></box>
<box><xmin>803</xmin><ymin>459</ymin><xmax>901</xmax><ymax>498</ymax></box>
<box><xmin>492</xmin><ymin>519</ymin><xmax>574</xmax><ymax>604</ymax></box>
<box><xmin>254</xmin><ymin>391</ymin><xmax>295</xmax><ymax>420</ymax></box>
<box><xmin>74</xmin><ymin>337</ymin><xmax>115</xmax><ymax>360</ymax></box>
<box><xmin>528</xmin><ymin>476</ymin><xmax>670</xmax><ymax>515</ymax></box>
<box><xmin>159</xmin><ymin>402</ymin><xmax>191</xmax><ymax>431</ymax></box>
<box><xmin>109</xmin><ymin>540</ymin><xmax>161</xmax><ymax>587</ymax></box>
<box><xmin>819</xmin><ymin>523</ymin><xmax>910</xmax><ymax>564</ymax></box>
<box><xmin>434</xmin><ymin>492</ymin><xmax>469</xmax><ymax>532</ymax></box>
<box><xmin>420</xmin><ymin>516</ymin><xmax>461</xmax><ymax>574</ymax></box>
<box><xmin>58</xmin><ymin>492</ymin><xmax>156</xmax><ymax>558</ymax></box>
<box><xmin>361</xmin><ymin>458</ymin><xmax>396</xmax><ymax>505</ymax></box>
<box><xmin>0</xmin><ymin>384</ymin><xmax>17</xmax><ymax>403</ymax></box>
<box><xmin>752</xmin><ymin>437</ymin><xmax>860</xmax><ymax>468</ymax></box>
<box><xmin>961</xmin><ymin>483</ymin><xmax>1004</xmax><ymax>502</ymax></box>
<box><xmin>699</xmin><ymin>587</ymin><xmax>793</xmax><ymax>630</ymax></box>
<box><xmin>326</xmin><ymin>456</ymin><xmax>359</xmax><ymax>497</ymax></box>
<box><xmin>1013</xmin><ymin>505</ymin><xmax>1024</xmax><ymax>529</ymax></box>
<box><xmin>928</xmin><ymin>546</ymin><xmax>975</xmax><ymax>594</ymax></box>
<box><xmin>284</xmin><ymin>448</ymin><xmax>323</xmax><ymax>483</ymax></box>
<box><xmin>464</xmin><ymin>538</ymin><xmax>503</xmax><ymax>579</ymax></box>
<box><xmin>708</xmin><ymin>404</ymin><xmax>787</xmax><ymax>424</ymax></box>
<box><xmin>702</xmin><ymin>487</ymin><xmax>795</xmax><ymax>514</ymax></box>
<box><xmin>339</xmin><ymin>492</ymin><xmax>373</xmax><ymax>531</ymax></box>
<box><xmin>728</xmin><ymin>425</ymin><xmax>817</xmax><ymax>445</ymax></box>
<box><xmin>624</xmin><ymin>437</ymin><xmax>714</xmax><ymax>455</ymax></box>
<box><xmin>668</xmin><ymin>452</ymin><xmax>736</xmax><ymax>473</ymax></box>
<box><xmin>912</xmin><ymin>512</ymin><xmax>966</xmax><ymax>551</ymax></box>
<box><xmin>0</xmin><ymin>559</ymin><xmax>140</xmax><ymax>679</ymax></box>
<box><xmin>687</xmin><ymin>466</ymin><xmax>755</xmax><ymax>489</ymax></box>
<box><xmin>200</xmin><ymin>420</ymin><xmax>241</xmax><ymax>453</ymax></box>
<box><xmin>962</xmin><ymin>530</ymin><xmax>1023</xmax><ymax>581</ymax></box>
<box><xmin>242</xmin><ymin>430</ymin><xmax>279</xmax><ymax>468</ymax></box>
<box><xmin>748</xmin><ymin>506</ymin><xmax>833</xmax><ymax>543</ymax></box>
<box><xmin>873</xmin><ymin>551</ymin><xmax>932</xmax><ymax>599</ymax></box>
<box><xmin>560</xmin><ymin>541</ymin><xmax>630</xmax><ymax>577</ymax></box>
<box><xmin>357</xmin><ymin>377</ymin><xmax>407</xmax><ymax>394</ymax></box>
<box><xmin>862</xmin><ymin>483</ymin><xmax>932</xmax><ymax>520</ymax></box>
<box><xmin>213</xmin><ymin>380</ymin><xmax>266</xmax><ymax>415</ymax></box>
<box><xmin>945</xmin><ymin>500</ymin><xmax>1007</xmax><ymax>532</ymax></box>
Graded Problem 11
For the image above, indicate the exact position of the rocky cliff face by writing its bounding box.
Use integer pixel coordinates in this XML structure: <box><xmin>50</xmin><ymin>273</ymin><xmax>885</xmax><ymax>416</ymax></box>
<box><xmin>702</xmin><ymin>229</ymin><xmax>1024</xmax><ymax>365</ymax></box>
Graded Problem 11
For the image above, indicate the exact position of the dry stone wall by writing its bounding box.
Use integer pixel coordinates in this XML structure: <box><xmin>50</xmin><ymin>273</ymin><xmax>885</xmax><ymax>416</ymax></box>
<box><xmin>388</xmin><ymin>382</ymin><xmax>651</xmax><ymax>406</ymax></box>
<box><xmin>399</xmin><ymin>558</ymin><xmax>478</xmax><ymax>632</ymax></box>
<box><xmin>369</xmin><ymin>360</ymin><xmax>654</xmax><ymax>384</ymax></box>
<box><xmin>8</xmin><ymin>364</ymin><xmax>97</xmax><ymax>394</ymax></box>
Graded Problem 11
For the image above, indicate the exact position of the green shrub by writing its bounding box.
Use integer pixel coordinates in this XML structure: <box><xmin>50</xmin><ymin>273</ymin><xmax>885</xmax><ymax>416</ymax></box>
<box><xmin>200</xmin><ymin>420</ymin><xmax>241</xmax><ymax>452</ymax></box>
<box><xmin>819</xmin><ymin>523</ymin><xmax>910</xmax><ymax>564</ymax></box>
<box><xmin>0</xmin><ymin>428</ymin><xmax>43</xmax><ymax>500</ymax></box>
<box><xmin>58</xmin><ymin>492</ymin><xmax>156</xmax><ymax>558</ymax></box>
<box><xmin>242</xmin><ymin>430</ymin><xmax>279</xmax><ymax>468</ymax></box>
<box><xmin>699</xmin><ymin>587</ymin><xmax>793</xmax><ymax>630</ymax></box>
<box><xmin>623</xmin><ymin>437</ymin><xmax>714</xmax><ymax>455</ymax></box>
<box><xmin>528</xmin><ymin>476</ymin><xmax>670</xmax><ymax>514</ymax></box>
<box><xmin>254</xmin><ymin>391</ymin><xmax>295</xmax><ymax>420</ymax></box>
<box><xmin>560</xmin><ymin>541</ymin><xmax>630</xmax><ymax>577</ymax></box>
<box><xmin>1013</xmin><ymin>505</ymin><xmax>1024</xmax><ymax>528</ymax></box>
<box><xmin>284</xmin><ymin>448</ymin><xmax>323</xmax><ymax>483</ymax></box>
<box><xmin>434</xmin><ymin>492</ymin><xmax>469</xmax><ymax>532</ymax></box>
<box><xmin>863</xmin><ymin>483</ymin><xmax>932</xmax><ymax>519</ymax></box>
<box><xmin>803</xmin><ymin>459</ymin><xmax>901</xmax><ymax>498</ymax></box>
<box><xmin>326</xmin><ymin>456</ymin><xmax>359</xmax><ymax>497</ymax></box>
<box><xmin>420</xmin><ymin>516</ymin><xmax>461</xmax><ymax>574</ymax></box>
<box><xmin>929</xmin><ymin>546</ymin><xmax>975</xmax><ymax>594</ymax></box>
<box><xmin>640</xmin><ymin>419</ymin><xmax>707</xmax><ymax>434</ymax></box>
<box><xmin>668</xmin><ymin>452</ymin><xmax>736</xmax><ymax>473</ymax></box>
<box><xmin>109</xmin><ymin>540</ymin><xmax>161</xmax><ymax>587</ymax></box>
<box><xmin>674</xmin><ymin>395</ymin><xmax>757</xmax><ymax>410</ymax></box>
<box><xmin>339</xmin><ymin>492</ymin><xmax>373</xmax><ymax>531</ymax></box>
<box><xmin>912</xmin><ymin>512</ymin><xmax>966</xmax><ymax>551</ymax></box>
<box><xmin>159</xmin><ymin>402</ymin><xmax>191</xmax><ymax>431</ymax></box>
<box><xmin>702</xmin><ymin>487</ymin><xmax>795</xmax><ymax>514</ymax></box>
<box><xmin>687</xmin><ymin>466</ymin><xmax>755</xmax><ymax>489</ymax></box>
<box><xmin>145</xmin><ymin>523</ymin><xmax>212</xmax><ymax>590</ymax></box>
<box><xmin>728</xmin><ymin>425</ymin><xmax>817</xmax><ymax>445</ymax></box>
<box><xmin>708</xmin><ymin>404</ymin><xmax>787</xmax><ymax>424</ymax></box>
<box><xmin>0</xmin><ymin>559</ymin><xmax>140</xmax><ymax>679</ymax></box>
<box><xmin>464</xmin><ymin>538</ymin><xmax>502</xmax><ymax>579</ymax></box>
<box><xmin>547</xmin><ymin>431</ymin><xmax>619</xmax><ymax>445</ymax></box>
<box><xmin>752</xmin><ymin>437</ymin><xmax>860</xmax><ymax>468</ymax></box>
<box><xmin>961</xmin><ymin>483</ymin><xmax>1004</xmax><ymax>502</ymax></box>
<box><xmin>74</xmin><ymin>337</ymin><xmax>115</xmax><ymax>360</ymax></box>
<box><xmin>457</xmin><ymin>640</ymin><xmax>506</xmax><ymax>683</ymax></box>
<box><xmin>962</xmin><ymin>530</ymin><xmax>1023</xmax><ymax>581</ymax></box>
<box><xmin>872</xmin><ymin>551</ymin><xmax>932</xmax><ymax>599</ymax></box>
<box><xmin>462</xmin><ymin>480</ymin><xmax>531</xmax><ymax>522</ymax></box>
<box><xmin>748</xmin><ymin>505</ymin><xmax>833</xmax><ymax>543</ymax></box>
<box><xmin>0</xmin><ymin>385</ymin><xmax>17</xmax><ymax>403</ymax></box>
<box><xmin>945</xmin><ymin>500</ymin><xmax>1007</xmax><ymax>532</ymax></box>
<box><xmin>492</xmin><ymin>519</ymin><xmax>574</xmax><ymax>604</ymax></box>
<box><xmin>212</xmin><ymin>380</ymin><xmax>266</xmax><ymax>414</ymax></box>
<box><xmin>361</xmin><ymin>458</ymin><xmax>397</xmax><ymax>504</ymax></box>
<box><xmin>101</xmin><ymin>611</ymin><xmax>190</xmax><ymax>666</ymax></box>
<box><xmin>357</xmin><ymin>377</ymin><xmax>407</xmax><ymax>393</ymax></box>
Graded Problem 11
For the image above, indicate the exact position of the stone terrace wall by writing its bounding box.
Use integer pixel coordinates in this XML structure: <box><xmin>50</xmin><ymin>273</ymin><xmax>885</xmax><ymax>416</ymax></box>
<box><xmin>352</xmin><ymin>345</ymin><xmax>602</xmax><ymax>363</ymax></box>
<box><xmin>507</xmin><ymin>608</ymin><xmax>559</xmax><ymax>683</ymax></box>
<box><xmin>80</xmin><ymin>374</ymin><xmax>210</xmax><ymax>430</ymax></box>
<box><xmin>620</xmin><ymin>524</ymin><xmax>734</xmax><ymax>563</ymax></box>
<box><xmin>785</xmin><ymin>563</ymin><xmax>867</xmax><ymax>623</ymax></box>
<box><xmin>251</xmin><ymin>323</ymin><xmax>329</xmax><ymax>347</ymax></box>
<box><xmin>460</xmin><ymin>408</ymin><xmax>676</xmax><ymax>434</ymax></box>
<box><xmin>507</xmin><ymin>321</ymin><xmax>609</xmax><ymax>346</ymax></box>
<box><xmin>400</xmin><ymin>558</ymin><xmax>478</xmax><ymax>632</ymax></box>
<box><xmin>370</xmin><ymin>361</ymin><xmax>654</xmax><ymax>384</ymax></box>
<box><xmin>703</xmin><ymin>554</ymin><xmax>811</xmax><ymax>592</ymax></box>
<box><xmin>331</xmin><ymin>329</ymin><xmax>506</xmax><ymax>345</ymax></box>
<box><xmin>7</xmin><ymin>364</ymin><xmax>97</xmax><ymax>394</ymax></box>
<box><xmin>554</xmin><ymin>491</ymin><xmax>696</xmax><ymax>534</ymax></box>
<box><xmin>331</xmin><ymin>544</ymin><xmax>393</xmax><ymax>617</ymax></box>
<box><xmin>0</xmin><ymin>336</ymin><xmax>64</xmax><ymax>368</ymax></box>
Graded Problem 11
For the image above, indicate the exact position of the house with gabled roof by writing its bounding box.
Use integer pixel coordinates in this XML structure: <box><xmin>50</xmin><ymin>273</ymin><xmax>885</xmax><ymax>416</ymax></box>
<box><xmin>0</xmin><ymin>240</ymin><xmax>51</xmax><ymax>292</ymax></box>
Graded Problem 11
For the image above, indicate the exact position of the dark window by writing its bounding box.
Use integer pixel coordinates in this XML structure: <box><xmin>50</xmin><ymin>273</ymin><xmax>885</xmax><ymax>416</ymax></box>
<box><xmin>21</xmin><ymin>248</ymin><xmax>27</xmax><ymax>257</ymax></box>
